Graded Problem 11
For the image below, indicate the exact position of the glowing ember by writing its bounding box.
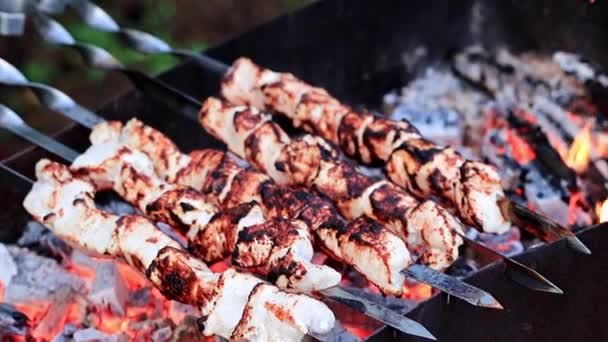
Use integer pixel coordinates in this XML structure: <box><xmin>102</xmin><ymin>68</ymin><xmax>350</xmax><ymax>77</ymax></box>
<box><xmin>14</xmin><ymin>300</ymin><xmax>51</xmax><ymax>326</ymax></box>
<box><xmin>596</xmin><ymin>200</ymin><xmax>608</xmax><ymax>223</ymax></box>
<box><xmin>566</xmin><ymin>122</ymin><xmax>592</xmax><ymax>173</ymax></box>
<box><xmin>403</xmin><ymin>283</ymin><xmax>433</xmax><ymax>301</ymax></box>
<box><xmin>506</xmin><ymin>129</ymin><xmax>536</xmax><ymax>164</ymax></box>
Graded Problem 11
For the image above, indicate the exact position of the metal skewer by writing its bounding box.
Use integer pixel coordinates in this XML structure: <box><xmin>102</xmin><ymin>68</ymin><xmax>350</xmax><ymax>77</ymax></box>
<box><xmin>0</xmin><ymin>101</ymin><xmax>438</xmax><ymax>340</ymax></box>
<box><xmin>11</xmin><ymin>11</ymin><xmax>563</xmax><ymax>295</ymax></box>
<box><xmin>62</xmin><ymin>0</ymin><xmax>228</xmax><ymax>75</ymax></box>
<box><xmin>0</xmin><ymin>1</ymin><xmax>27</xmax><ymax>36</ymax></box>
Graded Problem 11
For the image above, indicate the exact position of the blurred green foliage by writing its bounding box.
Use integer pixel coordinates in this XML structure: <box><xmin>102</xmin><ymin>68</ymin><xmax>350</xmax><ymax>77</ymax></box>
<box><xmin>23</xmin><ymin>2</ymin><xmax>207</xmax><ymax>84</ymax></box>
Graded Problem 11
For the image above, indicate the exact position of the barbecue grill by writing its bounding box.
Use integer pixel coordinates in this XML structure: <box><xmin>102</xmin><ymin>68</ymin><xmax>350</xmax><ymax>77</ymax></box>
<box><xmin>1</xmin><ymin>0</ymin><xmax>608</xmax><ymax>341</ymax></box>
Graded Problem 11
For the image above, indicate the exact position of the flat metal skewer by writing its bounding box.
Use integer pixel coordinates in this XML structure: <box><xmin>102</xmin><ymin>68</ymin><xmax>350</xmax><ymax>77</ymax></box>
<box><xmin>62</xmin><ymin>0</ymin><xmax>228</xmax><ymax>75</ymax></box>
<box><xmin>15</xmin><ymin>10</ymin><xmax>561</xmax><ymax>294</ymax></box>
<box><xmin>0</xmin><ymin>101</ymin><xmax>437</xmax><ymax>340</ymax></box>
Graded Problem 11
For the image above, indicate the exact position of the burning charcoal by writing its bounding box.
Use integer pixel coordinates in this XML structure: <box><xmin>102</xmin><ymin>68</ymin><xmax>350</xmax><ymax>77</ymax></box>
<box><xmin>128</xmin><ymin>287</ymin><xmax>151</xmax><ymax>307</ymax></box>
<box><xmin>0</xmin><ymin>302</ymin><xmax>28</xmax><ymax>336</ymax></box>
<box><xmin>170</xmin><ymin>315</ymin><xmax>206</xmax><ymax>341</ymax></box>
<box><xmin>18</xmin><ymin>221</ymin><xmax>72</xmax><ymax>261</ymax></box>
<box><xmin>167</xmin><ymin>301</ymin><xmax>199</xmax><ymax>325</ymax></box>
<box><xmin>0</xmin><ymin>243</ymin><xmax>17</xmax><ymax>288</ymax></box>
<box><xmin>152</xmin><ymin>326</ymin><xmax>173</xmax><ymax>342</ymax></box>
<box><xmin>4</xmin><ymin>247</ymin><xmax>86</xmax><ymax>303</ymax></box>
<box><xmin>128</xmin><ymin>318</ymin><xmax>173</xmax><ymax>340</ymax></box>
<box><xmin>523</xmin><ymin>169</ymin><xmax>570</xmax><ymax>227</ymax></box>
<box><xmin>72</xmin><ymin>328</ymin><xmax>127</xmax><ymax>342</ymax></box>
<box><xmin>476</xmin><ymin>227</ymin><xmax>524</xmax><ymax>257</ymax></box>
<box><xmin>31</xmin><ymin>286</ymin><xmax>74</xmax><ymax>340</ymax></box>
<box><xmin>51</xmin><ymin>323</ymin><xmax>78</xmax><ymax>342</ymax></box>
<box><xmin>88</xmin><ymin>261</ymin><xmax>128</xmax><ymax>316</ymax></box>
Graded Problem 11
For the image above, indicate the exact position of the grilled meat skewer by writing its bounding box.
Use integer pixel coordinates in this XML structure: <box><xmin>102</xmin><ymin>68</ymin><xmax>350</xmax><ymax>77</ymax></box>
<box><xmin>198</xmin><ymin>97</ymin><xmax>463</xmax><ymax>271</ymax></box>
<box><xmin>0</xmin><ymin>104</ymin><xmax>437</xmax><ymax>340</ymax></box>
<box><xmin>69</xmin><ymin>128</ymin><xmax>341</xmax><ymax>293</ymax></box>
<box><xmin>22</xmin><ymin>159</ymin><xmax>335</xmax><ymax>341</ymax></box>
<box><xmin>0</xmin><ymin>51</ymin><xmax>561</xmax><ymax>296</ymax></box>
<box><xmin>93</xmin><ymin>118</ymin><xmax>411</xmax><ymax>295</ymax></box>
<box><xmin>221</xmin><ymin>58</ymin><xmax>511</xmax><ymax>235</ymax></box>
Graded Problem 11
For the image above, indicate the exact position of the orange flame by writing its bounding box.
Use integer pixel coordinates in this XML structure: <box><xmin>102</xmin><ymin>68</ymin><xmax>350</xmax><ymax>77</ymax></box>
<box><xmin>596</xmin><ymin>200</ymin><xmax>608</xmax><ymax>223</ymax></box>
<box><xmin>566</xmin><ymin>123</ymin><xmax>593</xmax><ymax>173</ymax></box>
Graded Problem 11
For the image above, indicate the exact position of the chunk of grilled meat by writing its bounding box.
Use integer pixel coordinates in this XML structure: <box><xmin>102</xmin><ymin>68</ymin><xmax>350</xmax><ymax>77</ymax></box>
<box><xmin>70</xmin><ymin>132</ymin><xmax>340</xmax><ymax>292</ymax></box>
<box><xmin>221</xmin><ymin>57</ymin><xmax>511</xmax><ymax>234</ymax></box>
<box><xmin>198</xmin><ymin>97</ymin><xmax>463</xmax><ymax>271</ymax></box>
<box><xmin>23</xmin><ymin>159</ymin><xmax>335</xmax><ymax>341</ymax></box>
<box><xmin>94</xmin><ymin>119</ymin><xmax>410</xmax><ymax>295</ymax></box>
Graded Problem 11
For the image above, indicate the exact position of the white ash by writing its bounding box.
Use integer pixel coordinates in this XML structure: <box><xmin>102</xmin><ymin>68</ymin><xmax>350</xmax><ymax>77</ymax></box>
<box><xmin>72</xmin><ymin>328</ymin><xmax>128</xmax><ymax>342</ymax></box>
<box><xmin>523</xmin><ymin>168</ymin><xmax>570</xmax><ymax>227</ymax></box>
<box><xmin>0</xmin><ymin>243</ymin><xmax>17</xmax><ymax>287</ymax></box>
<box><xmin>127</xmin><ymin>318</ymin><xmax>173</xmax><ymax>339</ymax></box>
<box><xmin>383</xmin><ymin>67</ymin><xmax>491</xmax><ymax>148</ymax></box>
<box><xmin>3</xmin><ymin>246</ymin><xmax>86</xmax><ymax>303</ymax></box>
<box><xmin>52</xmin><ymin>324</ymin><xmax>78</xmax><ymax>342</ymax></box>
<box><xmin>69</xmin><ymin>249</ymin><xmax>105</xmax><ymax>270</ymax></box>
<box><xmin>152</xmin><ymin>326</ymin><xmax>173</xmax><ymax>342</ymax></box>
<box><xmin>168</xmin><ymin>301</ymin><xmax>199</xmax><ymax>322</ymax></box>
<box><xmin>89</xmin><ymin>261</ymin><xmax>129</xmax><ymax>316</ymax></box>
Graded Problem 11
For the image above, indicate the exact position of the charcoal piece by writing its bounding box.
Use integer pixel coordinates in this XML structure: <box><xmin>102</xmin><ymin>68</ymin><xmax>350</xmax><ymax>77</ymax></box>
<box><xmin>72</xmin><ymin>328</ymin><xmax>127</xmax><ymax>342</ymax></box>
<box><xmin>0</xmin><ymin>302</ymin><xmax>28</xmax><ymax>336</ymax></box>
<box><xmin>31</xmin><ymin>286</ymin><xmax>74</xmax><ymax>339</ymax></box>
<box><xmin>152</xmin><ymin>326</ymin><xmax>173</xmax><ymax>342</ymax></box>
<box><xmin>4</xmin><ymin>247</ymin><xmax>86</xmax><ymax>303</ymax></box>
<box><xmin>88</xmin><ymin>261</ymin><xmax>128</xmax><ymax>316</ymax></box>
<box><xmin>18</xmin><ymin>221</ymin><xmax>72</xmax><ymax>261</ymax></box>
